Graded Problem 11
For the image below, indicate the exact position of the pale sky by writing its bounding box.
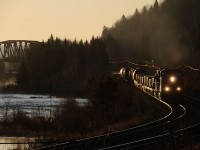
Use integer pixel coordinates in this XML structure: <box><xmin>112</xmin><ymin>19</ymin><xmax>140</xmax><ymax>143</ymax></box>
<box><xmin>0</xmin><ymin>0</ymin><xmax>161</xmax><ymax>42</ymax></box>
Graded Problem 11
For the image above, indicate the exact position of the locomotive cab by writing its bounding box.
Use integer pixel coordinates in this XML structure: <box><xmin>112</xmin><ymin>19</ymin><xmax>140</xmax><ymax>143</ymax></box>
<box><xmin>159</xmin><ymin>69</ymin><xmax>184</xmax><ymax>102</ymax></box>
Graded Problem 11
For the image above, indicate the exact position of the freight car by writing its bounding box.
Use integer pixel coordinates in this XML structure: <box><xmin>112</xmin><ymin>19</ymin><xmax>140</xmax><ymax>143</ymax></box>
<box><xmin>120</xmin><ymin>67</ymin><xmax>184</xmax><ymax>103</ymax></box>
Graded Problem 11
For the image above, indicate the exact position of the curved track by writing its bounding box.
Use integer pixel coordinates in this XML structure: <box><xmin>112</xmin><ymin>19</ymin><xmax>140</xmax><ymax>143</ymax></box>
<box><xmin>99</xmin><ymin>104</ymin><xmax>187</xmax><ymax>150</ymax></box>
<box><xmin>174</xmin><ymin>96</ymin><xmax>200</xmax><ymax>149</ymax></box>
<box><xmin>101</xmin><ymin>96</ymin><xmax>200</xmax><ymax>150</ymax></box>
<box><xmin>35</xmin><ymin>92</ymin><xmax>174</xmax><ymax>150</ymax></box>
<box><xmin>35</xmin><ymin>104</ymin><xmax>172</xmax><ymax>150</ymax></box>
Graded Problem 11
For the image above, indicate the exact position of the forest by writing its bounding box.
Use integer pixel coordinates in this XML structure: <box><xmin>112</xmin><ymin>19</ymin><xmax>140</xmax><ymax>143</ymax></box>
<box><xmin>16</xmin><ymin>36</ymin><xmax>109</xmax><ymax>95</ymax></box>
<box><xmin>102</xmin><ymin>0</ymin><xmax>200</xmax><ymax>68</ymax></box>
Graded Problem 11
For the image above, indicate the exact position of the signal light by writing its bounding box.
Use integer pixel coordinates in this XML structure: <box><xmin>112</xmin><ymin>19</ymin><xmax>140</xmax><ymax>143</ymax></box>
<box><xmin>170</xmin><ymin>76</ymin><xmax>176</xmax><ymax>83</ymax></box>
<box><xmin>177</xmin><ymin>87</ymin><xmax>181</xmax><ymax>91</ymax></box>
<box><xmin>165</xmin><ymin>86</ymin><xmax>170</xmax><ymax>92</ymax></box>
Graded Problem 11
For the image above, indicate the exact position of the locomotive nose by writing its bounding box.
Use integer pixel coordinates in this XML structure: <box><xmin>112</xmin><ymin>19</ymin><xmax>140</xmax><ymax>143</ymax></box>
<box><xmin>170</xmin><ymin>76</ymin><xmax>176</xmax><ymax>83</ymax></box>
<box><xmin>176</xmin><ymin>87</ymin><xmax>181</xmax><ymax>91</ymax></box>
<box><xmin>164</xmin><ymin>86</ymin><xmax>170</xmax><ymax>92</ymax></box>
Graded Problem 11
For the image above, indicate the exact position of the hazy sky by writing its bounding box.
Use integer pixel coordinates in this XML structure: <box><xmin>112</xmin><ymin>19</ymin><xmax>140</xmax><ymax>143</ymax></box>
<box><xmin>0</xmin><ymin>0</ymin><xmax>161</xmax><ymax>41</ymax></box>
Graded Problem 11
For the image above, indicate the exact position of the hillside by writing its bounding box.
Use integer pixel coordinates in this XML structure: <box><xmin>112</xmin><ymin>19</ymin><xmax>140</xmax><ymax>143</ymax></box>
<box><xmin>102</xmin><ymin>0</ymin><xmax>200</xmax><ymax>68</ymax></box>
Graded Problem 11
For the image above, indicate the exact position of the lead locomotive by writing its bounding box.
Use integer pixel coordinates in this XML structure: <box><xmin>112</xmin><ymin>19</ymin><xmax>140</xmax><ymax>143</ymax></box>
<box><xmin>120</xmin><ymin>67</ymin><xmax>184</xmax><ymax>103</ymax></box>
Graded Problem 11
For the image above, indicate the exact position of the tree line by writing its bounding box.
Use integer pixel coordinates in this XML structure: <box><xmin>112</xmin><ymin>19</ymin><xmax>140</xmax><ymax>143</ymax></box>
<box><xmin>17</xmin><ymin>35</ymin><xmax>109</xmax><ymax>95</ymax></box>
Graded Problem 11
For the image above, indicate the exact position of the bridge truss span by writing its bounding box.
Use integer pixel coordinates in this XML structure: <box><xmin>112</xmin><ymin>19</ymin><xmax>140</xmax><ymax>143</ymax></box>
<box><xmin>0</xmin><ymin>40</ymin><xmax>40</xmax><ymax>61</ymax></box>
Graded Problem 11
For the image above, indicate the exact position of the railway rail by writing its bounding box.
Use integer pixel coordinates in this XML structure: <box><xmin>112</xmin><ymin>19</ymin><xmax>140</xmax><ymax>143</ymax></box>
<box><xmin>35</xmin><ymin>96</ymin><xmax>173</xmax><ymax>150</ymax></box>
<box><xmin>99</xmin><ymin>104</ymin><xmax>187</xmax><ymax>150</ymax></box>
<box><xmin>100</xmin><ymin>96</ymin><xmax>200</xmax><ymax>150</ymax></box>
<box><xmin>35</xmin><ymin>104</ymin><xmax>186</xmax><ymax>150</ymax></box>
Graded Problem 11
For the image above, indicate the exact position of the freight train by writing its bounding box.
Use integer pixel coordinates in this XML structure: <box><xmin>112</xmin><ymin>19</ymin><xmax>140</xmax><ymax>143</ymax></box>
<box><xmin>120</xmin><ymin>67</ymin><xmax>184</xmax><ymax>103</ymax></box>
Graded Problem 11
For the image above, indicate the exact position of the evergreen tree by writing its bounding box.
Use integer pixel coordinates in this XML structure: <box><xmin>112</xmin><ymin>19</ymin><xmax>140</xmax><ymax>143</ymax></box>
<box><xmin>134</xmin><ymin>9</ymin><xmax>139</xmax><ymax>16</ymax></box>
<box><xmin>154</xmin><ymin>0</ymin><xmax>159</xmax><ymax>10</ymax></box>
<box><xmin>17</xmin><ymin>35</ymin><xmax>109</xmax><ymax>94</ymax></box>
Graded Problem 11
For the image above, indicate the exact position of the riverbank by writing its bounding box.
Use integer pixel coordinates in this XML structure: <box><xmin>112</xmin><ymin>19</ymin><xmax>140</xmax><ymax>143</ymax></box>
<box><xmin>1</xmin><ymin>84</ymin><xmax>90</xmax><ymax>99</ymax></box>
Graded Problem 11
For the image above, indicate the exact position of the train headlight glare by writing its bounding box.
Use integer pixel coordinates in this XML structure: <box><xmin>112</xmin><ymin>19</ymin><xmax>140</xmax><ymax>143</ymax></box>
<box><xmin>165</xmin><ymin>86</ymin><xmax>170</xmax><ymax>92</ymax></box>
<box><xmin>177</xmin><ymin>87</ymin><xmax>181</xmax><ymax>91</ymax></box>
<box><xmin>170</xmin><ymin>76</ymin><xmax>176</xmax><ymax>83</ymax></box>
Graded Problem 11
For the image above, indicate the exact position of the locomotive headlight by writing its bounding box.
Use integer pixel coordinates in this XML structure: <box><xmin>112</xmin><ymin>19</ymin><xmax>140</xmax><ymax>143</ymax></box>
<box><xmin>170</xmin><ymin>76</ymin><xmax>176</xmax><ymax>83</ymax></box>
<box><xmin>177</xmin><ymin>87</ymin><xmax>181</xmax><ymax>91</ymax></box>
<box><xmin>165</xmin><ymin>86</ymin><xmax>170</xmax><ymax>92</ymax></box>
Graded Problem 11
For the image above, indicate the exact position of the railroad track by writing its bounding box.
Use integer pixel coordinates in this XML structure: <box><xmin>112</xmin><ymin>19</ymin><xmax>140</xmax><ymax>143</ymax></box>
<box><xmin>35</xmin><ymin>97</ymin><xmax>174</xmax><ymax>150</ymax></box>
<box><xmin>35</xmin><ymin>105</ymin><xmax>186</xmax><ymax>150</ymax></box>
<box><xmin>174</xmin><ymin>95</ymin><xmax>200</xmax><ymax>149</ymax></box>
<box><xmin>99</xmin><ymin>104</ymin><xmax>187</xmax><ymax>150</ymax></box>
<box><xmin>100</xmin><ymin>96</ymin><xmax>200</xmax><ymax>150</ymax></box>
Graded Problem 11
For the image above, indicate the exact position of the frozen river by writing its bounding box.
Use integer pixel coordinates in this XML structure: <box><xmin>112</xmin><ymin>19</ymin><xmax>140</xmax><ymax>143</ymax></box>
<box><xmin>0</xmin><ymin>94</ymin><xmax>88</xmax><ymax>119</ymax></box>
<box><xmin>0</xmin><ymin>94</ymin><xmax>61</xmax><ymax>109</ymax></box>
<box><xmin>0</xmin><ymin>94</ymin><xmax>89</xmax><ymax>149</ymax></box>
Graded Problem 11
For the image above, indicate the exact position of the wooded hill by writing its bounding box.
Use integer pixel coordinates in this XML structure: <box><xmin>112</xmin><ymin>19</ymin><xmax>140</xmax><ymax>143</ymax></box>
<box><xmin>102</xmin><ymin>0</ymin><xmax>200</xmax><ymax>68</ymax></box>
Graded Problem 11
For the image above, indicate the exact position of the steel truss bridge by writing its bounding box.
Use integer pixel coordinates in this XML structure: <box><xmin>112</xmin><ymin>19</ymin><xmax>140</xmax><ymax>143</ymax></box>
<box><xmin>0</xmin><ymin>40</ymin><xmax>40</xmax><ymax>61</ymax></box>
